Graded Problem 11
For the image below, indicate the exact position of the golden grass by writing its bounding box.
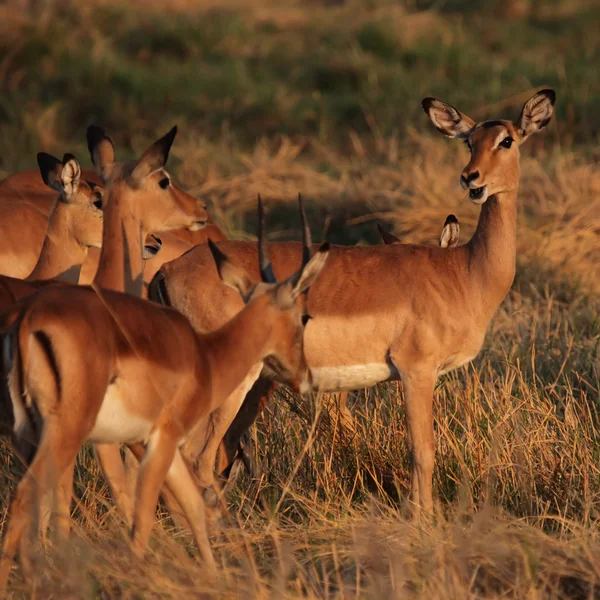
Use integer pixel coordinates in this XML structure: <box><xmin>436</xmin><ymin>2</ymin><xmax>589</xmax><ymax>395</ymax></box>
<box><xmin>1</xmin><ymin>129</ymin><xmax>599</xmax><ymax>597</ymax></box>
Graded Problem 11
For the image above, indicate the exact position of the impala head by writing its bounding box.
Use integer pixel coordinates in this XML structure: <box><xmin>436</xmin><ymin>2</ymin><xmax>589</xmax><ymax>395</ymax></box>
<box><xmin>209</xmin><ymin>195</ymin><xmax>329</xmax><ymax>393</ymax></box>
<box><xmin>422</xmin><ymin>89</ymin><xmax>556</xmax><ymax>205</ymax></box>
<box><xmin>86</xmin><ymin>125</ymin><xmax>208</xmax><ymax>234</ymax></box>
<box><xmin>37</xmin><ymin>152</ymin><xmax>104</xmax><ymax>249</ymax></box>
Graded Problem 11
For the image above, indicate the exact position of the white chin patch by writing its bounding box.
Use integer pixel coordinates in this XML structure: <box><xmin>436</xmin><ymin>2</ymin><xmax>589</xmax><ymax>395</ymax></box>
<box><xmin>188</xmin><ymin>221</ymin><xmax>206</xmax><ymax>231</ymax></box>
<box><xmin>469</xmin><ymin>185</ymin><xmax>488</xmax><ymax>204</ymax></box>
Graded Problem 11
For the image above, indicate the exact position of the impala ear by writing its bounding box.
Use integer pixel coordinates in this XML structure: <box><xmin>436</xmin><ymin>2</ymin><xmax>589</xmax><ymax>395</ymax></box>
<box><xmin>131</xmin><ymin>126</ymin><xmax>177</xmax><ymax>183</ymax></box>
<box><xmin>439</xmin><ymin>214</ymin><xmax>460</xmax><ymax>248</ymax></box>
<box><xmin>515</xmin><ymin>89</ymin><xmax>556</xmax><ymax>141</ymax></box>
<box><xmin>87</xmin><ymin>125</ymin><xmax>116</xmax><ymax>182</ymax></box>
<box><xmin>59</xmin><ymin>154</ymin><xmax>82</xmax><ymax>202</ymax></box>
<box><xmin>37</xmin><ymin>152</ymin><xmax>63</xmax><ymax>192</ymax></box>
<box><xmin>208</xmin><ymin>239</ymin><xmax>255</xmax><ymax>302</ymax></box>
<box><xmin>422</xmin><ymin>98</ymin><xmax>476</xmax><ymax>139</ymax></box>
<box><xmin>290</xmin><ymin>242</ymin><xmax>330</xmax><ymax>300</ymax></box>
<box><xmin>377</xmin><ymin>224</ymin><xmax>400</xmax><ymax>245</ymax></box>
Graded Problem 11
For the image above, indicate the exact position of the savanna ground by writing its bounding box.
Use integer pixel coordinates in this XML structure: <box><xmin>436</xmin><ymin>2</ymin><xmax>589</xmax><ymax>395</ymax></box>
<box><xmin>0</xmin><ymin>0</ymin><xmax>599</xmax><ymax>597</ymax></box>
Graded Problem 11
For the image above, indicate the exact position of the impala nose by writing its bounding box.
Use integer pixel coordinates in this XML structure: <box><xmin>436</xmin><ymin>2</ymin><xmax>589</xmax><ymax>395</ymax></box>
<box><xmin>460</xmin><ymin>170</ymin><xmax>480</xmax><ymax>189</ymax></box>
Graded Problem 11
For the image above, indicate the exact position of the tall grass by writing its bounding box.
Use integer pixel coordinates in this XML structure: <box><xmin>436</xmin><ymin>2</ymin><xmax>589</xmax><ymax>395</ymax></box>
<box><xmin>0</xmin><ymin>0</ymin><xmax>599</xmax><ymax>597</ymax></box>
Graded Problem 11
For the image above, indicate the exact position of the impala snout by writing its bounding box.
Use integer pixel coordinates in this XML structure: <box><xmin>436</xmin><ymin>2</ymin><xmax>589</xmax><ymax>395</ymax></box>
<box><xmin>461</xmin><ymin>168</ymin><xmax>488</xmax><ymax>204</ymax></box>
<box><xmin>460</xmin><ymin>170</ymin><xmax>480</xmax><ymax>190</ymax></box>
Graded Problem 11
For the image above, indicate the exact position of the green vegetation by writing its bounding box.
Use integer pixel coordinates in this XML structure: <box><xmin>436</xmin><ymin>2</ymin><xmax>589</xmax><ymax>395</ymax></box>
<box><xmin>0</xmin><ymin>0</ymin><xmax>599</xmax><ymax>174</ymax></box>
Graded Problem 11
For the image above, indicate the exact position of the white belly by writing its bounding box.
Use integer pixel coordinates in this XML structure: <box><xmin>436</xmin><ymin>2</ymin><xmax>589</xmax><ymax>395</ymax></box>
<box><xmin>311</xmin><ymin>363</ymin><xmax>395</xmax><ymax>392</ymax></box>
<box><xmin>87</xmin><ymin>385</ymin><xmax>152</xmax><ymax>444</ymax></box>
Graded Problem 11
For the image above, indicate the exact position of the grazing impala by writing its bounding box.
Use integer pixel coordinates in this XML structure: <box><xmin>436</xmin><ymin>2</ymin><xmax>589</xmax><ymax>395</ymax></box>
<box><xmin>149</xmin><ymin>90</ymin><xmax>555</xmax><ymax>515</ymax></box>
<box><xmin>0</xmin><ymin>199</ymin><xmax>328</xmax><ymax>590</ymax></box>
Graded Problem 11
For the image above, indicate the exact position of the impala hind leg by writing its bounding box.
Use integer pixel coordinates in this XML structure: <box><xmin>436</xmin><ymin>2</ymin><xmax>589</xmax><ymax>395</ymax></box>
<box><xmin>401</xmin><ymin>370</ymin><xmax>436</xmax><ymax>518</ymax></box>
<box><xmin>94</xmin><ymin>443</ymin><xmax>135</xmax><ymax>524</ymax></box>
<box><xmin>0</xmin><ymin>425</ymin><xmax>83</xmax><ymax>593</ymax></box>
<box><xmin>39</xmin><ymin>457</ymin><xmax>76</xmax><ymax>545</ymax></box>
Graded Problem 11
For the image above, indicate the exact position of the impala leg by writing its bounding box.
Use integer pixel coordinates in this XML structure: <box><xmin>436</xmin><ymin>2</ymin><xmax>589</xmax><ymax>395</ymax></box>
<box><xmin>401</xmin><ymin>370</ymin><xmax>436</xmax><ymax>518</ymax></box>
<box><xmin>186</xmin><ymin>364</ymin><xmax>263</xmax><ymax>506</ymax></box>
<box><xmin>0</xmin><ymin>425</ymin><xmax>82</xmax><ymax>593</ymax></box>
<box><xmin>217</xmin><ymin>376</ymin><xmax>273</xmax><ymax>481</ymax></box>
<box><xmin>328</xmin><ymin>391</ymin><xmax>355</xmax><ymax>434</ymax></box>
<box><xmin>94</xmin><ymin>443</ymin><xmax>134</xmax><ymax>524</ymax></box>
<box><xmin>129</xmin><ymin>430</ymin><xmax>177</xmax><ymax>557</ymax></box>
<box><xmin>163</xmin><ymin>450</ymin><xmax>216</xmax><ymax>570</ymax></box>
<box><xmin>45</xmin><ymin>457</ymin><xmax>76</xmax><ymax>543</ymax></box>
<box><xmin>126</xmin><ymin>443</ymin><xmax>191</xmax><ymax>532</ymax></box>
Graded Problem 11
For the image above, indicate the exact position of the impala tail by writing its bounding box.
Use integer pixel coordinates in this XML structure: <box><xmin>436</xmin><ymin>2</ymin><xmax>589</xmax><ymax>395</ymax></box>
<box><xmin>1</xmin><ymin>312</ymin><xmax>60</xmax><ymax>465</ymax></box>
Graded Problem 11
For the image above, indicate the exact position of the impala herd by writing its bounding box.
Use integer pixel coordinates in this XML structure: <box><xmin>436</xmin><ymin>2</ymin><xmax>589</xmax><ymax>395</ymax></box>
<box><xmin>0</xmin><ymin>89</ymin><xmax>555</xmax><ymax>589</ymax></box>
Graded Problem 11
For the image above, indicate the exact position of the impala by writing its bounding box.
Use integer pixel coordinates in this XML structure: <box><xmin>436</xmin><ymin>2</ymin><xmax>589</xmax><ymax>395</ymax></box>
<box><xmin>149</xmin><ymin>89</ymin><xmax>555</xmax><ymax>516</ymax></box>
<box><xmin>0</xmin><ymin>153</ymin><xmax>103</xmax><ymax>308</ymax></box>
<box><xmin>0</xmin><ymin>198</ymin><xmax>328</xmax><ymax>590</ymax></box>
<box><xmin>1</xmin><ymin>124</ymin><xmax>210</xmax><ymax>546</ymax></box>
<box><xmin>0</xmin><ymin>153</ymin><xmax>226</xmax><ymax>284</ymax></box>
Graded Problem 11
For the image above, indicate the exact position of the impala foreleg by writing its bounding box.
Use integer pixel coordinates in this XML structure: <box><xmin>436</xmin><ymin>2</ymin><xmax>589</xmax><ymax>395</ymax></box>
<box><xmin>401</xmin><ymin>370</ymin><xmax>436</xmax><ymax>517</ymax></box>
<box><xmin>130</xmin><ymin>430</ymin><xmax>177</xmax><ymax>557</ymax></box>
<box><xmin>217</xmin><ymin>376</ymin><xmax>273</xmax><ymax>482</ymax></box>
<box><xmin>187</xmin><ymin>364</ymin><xmax>263</xmax><ymax>507</ymax></box>
<box><xmin>163</xmin><ymin>450</ymin><xmax>216</xmax><ymax>570</ymax></box>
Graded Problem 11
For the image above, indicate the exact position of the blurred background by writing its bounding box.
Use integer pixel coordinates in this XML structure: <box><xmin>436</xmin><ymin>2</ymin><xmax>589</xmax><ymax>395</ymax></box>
<box><xmin>0</xmin><ymin>0</ymin><xmax>598</xmax><ymax>243</ymax></box>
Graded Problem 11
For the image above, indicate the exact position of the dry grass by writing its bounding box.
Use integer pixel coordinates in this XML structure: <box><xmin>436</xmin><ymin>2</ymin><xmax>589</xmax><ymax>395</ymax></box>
<box><xmin>1</xmin><ymin>132</ymin><xmax>599</xmax><ymax>598</ymax></box>
<box><xmin>0</xmin><ymin>0</ymin><xmax>599</xmax><ymax>597</ymax></box>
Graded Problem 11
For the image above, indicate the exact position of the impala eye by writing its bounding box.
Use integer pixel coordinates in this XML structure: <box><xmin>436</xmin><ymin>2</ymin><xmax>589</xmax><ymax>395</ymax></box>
<box><xmin>301</xmin><ymin>314</ymin><xmax>312</xmax><ymax>326</ymax></box>
<box><xmin>159</xmin><ymin>177</ymin><xmax>170</xmax><ymax>189</ymax></box>
<box><xmin>499</xmin><ymin>137</ymin><xmax>514</xmax><ymax>149</ymax></box>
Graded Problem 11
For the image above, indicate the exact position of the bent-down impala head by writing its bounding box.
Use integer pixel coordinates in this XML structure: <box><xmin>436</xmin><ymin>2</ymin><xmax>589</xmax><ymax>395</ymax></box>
<box><xmin>422</xmin><ymin>89</ymin><xmax>555</xmax><ymax>205</ymax></box>
<box><xmin>211</xmin><ymin>195</ymin><xmax>329</xmax><ymax>393</ymax></box>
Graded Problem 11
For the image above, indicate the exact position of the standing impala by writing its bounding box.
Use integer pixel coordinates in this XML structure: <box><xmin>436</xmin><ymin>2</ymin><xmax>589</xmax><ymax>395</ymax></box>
<box><xmin>0</xmin><ymin>153</ymin><xmax>104</xmax><ymax>312</ymax></box>
<box><xmin>0</xmin><ymin>199</ymin><xmax>328</xmax><ymax>590</ymax></box>
<box><xmin>150</xmin><ymin>90</ymin><xmax>555</xmax><ymax>515</ymax></box>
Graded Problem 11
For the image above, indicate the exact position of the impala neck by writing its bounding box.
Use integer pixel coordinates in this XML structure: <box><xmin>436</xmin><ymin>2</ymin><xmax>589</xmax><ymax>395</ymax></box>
<box><xmin>203</xmin><ymin>297</ymin><xmax>275</xmax><ymax>402</ymax></box>
<box><xmin>93</xmin><ymin>187</ymin><xmax>144</xmax><ymax>296</ymax></box>
<box><xmin>27</xmin><ymin>202</ymin><xmax>86</xmax><ymax>284</ymax></box>
<box><xmin>467</xmin><ymin>185</ymin><xmax>519</xmax><ymax>317</ymax></box>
